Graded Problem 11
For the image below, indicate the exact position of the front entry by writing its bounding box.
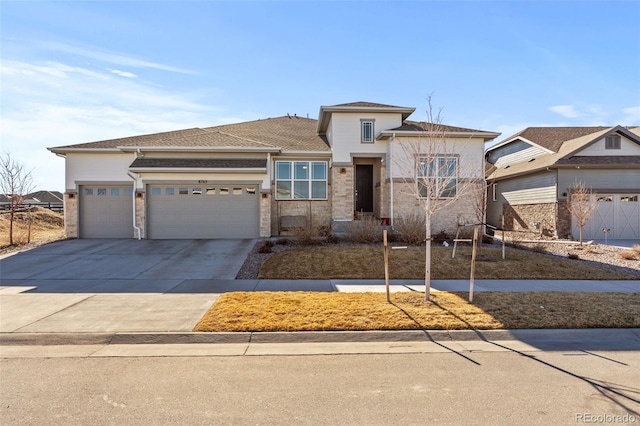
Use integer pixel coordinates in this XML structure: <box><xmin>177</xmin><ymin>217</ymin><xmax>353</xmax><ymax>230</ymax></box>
<box><xmin>355</xmin><ymin>165</ymin><xmax>373</xmax><ymax>213</ymax></box>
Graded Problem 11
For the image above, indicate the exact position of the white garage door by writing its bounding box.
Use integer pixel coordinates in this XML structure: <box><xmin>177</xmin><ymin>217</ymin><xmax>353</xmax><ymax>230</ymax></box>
<box><xmin>80</xmin><ymin>186</ymin><xmax>134</xmax><ymax>238</ymax></box>
<box><xmin>573</xmin><ymin>194</ymin><xmax>640</xmax><ymax>240</ymax></box>
<box><xmin>147</xmin><ymin>185</ymin><xmax>259</xmax><ymax>239</ymax></box>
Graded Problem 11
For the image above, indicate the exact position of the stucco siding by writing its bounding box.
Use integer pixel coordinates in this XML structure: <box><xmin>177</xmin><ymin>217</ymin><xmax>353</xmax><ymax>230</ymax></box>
<box><xmin>330</xmin><ymin>112</ymin><xmax>403</xmax><ymax>163</ymax></box>
<box><xmin>66</xmin><ymin>153</ymin><xmax>135</xmax><ymax>190</ymax></box>
<box><xmin>390</xmin><ymin>137</ymin><xmax>485</xmax><ymax>180</ymax></box>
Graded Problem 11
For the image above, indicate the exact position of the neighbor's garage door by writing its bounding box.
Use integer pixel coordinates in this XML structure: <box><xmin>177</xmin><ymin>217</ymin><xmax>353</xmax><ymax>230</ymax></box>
<box><xmin>573</xmin><ymin>194</ymin><xmax>640</xmax><ymax>240</ymax></box>
<box><xmin>80</xmin><ymin>186</ymin><xmax>133</xmax><ymax>238</ymax></box>
<box><xmin>147</xmin><ymin>185</ymin><xmax>259</xmax><ymax>239</ymax></box>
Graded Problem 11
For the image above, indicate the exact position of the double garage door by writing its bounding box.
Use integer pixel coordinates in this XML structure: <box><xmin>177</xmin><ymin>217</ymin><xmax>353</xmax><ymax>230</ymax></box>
<box><xmin>79</xmin><ymin>184</ymin><xmax>259</xmax><ymax>239</ymax></box>
<box><xmin>573</xmin><ymin>194</ymin><xmax>640</xmax><ymax>240</ymax></box>
<box><xmin>147</xmin><ymin>184</ymin><xmax>259</xmax><ymax>239</ymax></box>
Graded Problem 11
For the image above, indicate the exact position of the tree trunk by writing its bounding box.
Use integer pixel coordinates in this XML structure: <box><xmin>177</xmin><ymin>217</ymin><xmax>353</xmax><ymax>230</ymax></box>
<box><xmin>424</xmin><ymin>199</ymin><xmax>431</xmax><ymax>301</ymax></box>
<box><xmin>9</xmin><ymin>209</ymin><xmax>14</xmax><ymax>246</ymax></box>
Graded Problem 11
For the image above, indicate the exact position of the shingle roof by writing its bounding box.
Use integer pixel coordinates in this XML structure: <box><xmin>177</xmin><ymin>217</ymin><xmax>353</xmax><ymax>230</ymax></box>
<box><xmin>331</xmin><ymin>101</ymin><xmax>412</xmax><ymax>109</ymax></box>
<box><xmin>130</xmin><ymin>158</ymin><xmax>267</xmax><ymax>169</ymax></box>
<box><xmin>487</xmin><ymin>126</ymin><xmax>640</xmax><ymax>180</ymax></box>
<box><xmin>27</xmin><ymin>191</ymin><xmax>64</xmax><ymax>203</ymax></box>
<box><xmin>499</xmin><ymin>127</ymin><xmax>610</xmax><ymax>152</ymax></box>
<box><xmin>50</xmin><ymin>116</ymin><xmax>331</xmax><ymax>153</ymax></box>
<box><xmin>390</xmin><ymin>120</ymin><xmax>492</xmax><ymax>134</ymax></box>
<box><xmin>555</xmin><ymin>156</ymin><xmax>640</xmax><ymax>167</ymax></box>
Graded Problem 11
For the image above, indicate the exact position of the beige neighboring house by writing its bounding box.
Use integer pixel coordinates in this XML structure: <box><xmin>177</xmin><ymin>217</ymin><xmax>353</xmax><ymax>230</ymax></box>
<box><xmin>48</xmin><ymin>102</ymin><xmax>499</xmax><ymax>239</ymax></box>
<box><xmin>485</xmin><ymin>125</ymin><xmax>640</xmax><ymax>241</ymax></box>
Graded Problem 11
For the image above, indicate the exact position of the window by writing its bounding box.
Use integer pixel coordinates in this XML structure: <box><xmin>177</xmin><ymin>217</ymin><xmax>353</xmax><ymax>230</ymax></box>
<box><xmin>621</xmin><ymin>195</ymin><xmax>638</xmax><ymax>202</ymax></box>
<box><xmin>597</xmin><ymin>195</ymin><xmax>613</xmax><ymax>202</ymax></box>
<box><xmin>165</xmin><ymin>187</ymin><xmax>175</xmax><ymax>195</ymax></box>
<box><xmin>124</xmin><ymin>188</ymin><xmax>133</xmax><ymax>196</ymax></box>
<box><xmin>276</xmin><ymin>161</ymin><xmax>327</xmax><ymax>200</ymax></box>
<box><xmin>416</xmin><ymin>156</ymin><xmax>458</xmax><ymax>199</ymax></box>
<box><xmin>192</xmin><ymin>187</ymin><xmax>202</xmax><ymax>195</ymax></box>
<box><xmin>179</xmin><ymin>187</ymin><xmax>188</xmax><ymax>195</ymax></box>
<box><xmin>233</xmin><ymin>188</ymin><xmax>242</xmax><ymax>195</ymax></box>
<box><xmin>84</xmin><ymin>188</ymin><xmax>93</xmax><ymax>196</ymax></box>
<box><xmin>605</xmin><ymin>134</ymin><xmax>621</xmax><ymax>149</ymax></box>
<box><xmin>361</xmin><ymin>120</ymin><xmax>374</xmax><ymax>143</ymax></box>
<box><xmin>491</xmin><ymin>183</ymin><xmax>497</xmax><ymax>202</ymax></box>
<box><xmin>97</xmin><ymin>188</ymin><xmax>107</xmax><ymax>196</ymax></box>
<box><xmin>110</xmin><ymin>188</ymin><xmax>120</xmax><ymax>196</ymax></box>
<box><xmin>151</xmin><ymin>187</ymin><xmax>161</xmax><ymax>196</ymax></box>
<box><xmin>205</xmin><ymin>187</ymin><xmax>215</xmax><ymax>195</ymax></box>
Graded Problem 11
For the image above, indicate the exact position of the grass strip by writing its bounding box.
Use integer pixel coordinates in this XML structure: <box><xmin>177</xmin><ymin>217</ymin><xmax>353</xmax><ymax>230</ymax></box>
<box><xmin>194</xmin><ymin>291</ymin><xmax>640</xmax><ymax>332</ymax></box>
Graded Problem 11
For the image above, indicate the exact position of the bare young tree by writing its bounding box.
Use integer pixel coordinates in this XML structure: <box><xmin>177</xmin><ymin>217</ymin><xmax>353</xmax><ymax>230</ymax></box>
<box><xmin>391</xmin><ymin>97</ymin><xmax>483</xmax><ymax>300</ymax></box>
<box><xmin>566</xmin><ymin>180</ymin><xmax>597</xmax><ymax>245</ymax></box>
<box><xmin>0</xmin><ymin>153</ymin><xmax>35</xmax><ymax>246</ymax></box>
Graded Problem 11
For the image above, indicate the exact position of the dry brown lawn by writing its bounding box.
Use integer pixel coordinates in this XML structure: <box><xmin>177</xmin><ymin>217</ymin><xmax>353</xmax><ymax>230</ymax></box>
<box><xmin>0</xmin><ymin>207</ymin><xmax>65</xmax><ymax>250</ymax></box>
<box><xmin>258</xmin><ymin>245</ymin><xmax>636</xmax><ymax>280</ymax></box>
<box><xmin>194</xmin><ymin>291</ymin><xmax>640</xmax><ymax>332</ymax></box>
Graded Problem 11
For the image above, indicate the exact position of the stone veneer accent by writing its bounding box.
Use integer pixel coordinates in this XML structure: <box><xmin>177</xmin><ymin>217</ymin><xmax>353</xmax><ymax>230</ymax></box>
<box><xmin>331</xmin><ymin>166</ymin><xmax>354</xmax><ymax>221</ymax></box>
<box><xmin>135</xmin><ymin>194</ymin><xmax>145</xmax><ymax>238</ymax></box>
<box><xmin>64</xmin><ymin>192</ymin><xmax>78</xmax><ymax>238</ymax></box>
<box><xmin>260</xmin><ymin>192</ymin><xmax>272</xmax><ymax>237</ymax></box>
<box><xmin>502</xmin><ymin>202</ymin><xmax>559</xmax><ymax>239</ymax></box>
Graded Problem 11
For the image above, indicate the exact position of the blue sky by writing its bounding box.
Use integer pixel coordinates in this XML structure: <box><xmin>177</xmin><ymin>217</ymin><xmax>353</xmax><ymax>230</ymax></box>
<box><xmin>1</xmin><ymin>0</ymin><xmax>639</xmax><ymax>192</ymax></box>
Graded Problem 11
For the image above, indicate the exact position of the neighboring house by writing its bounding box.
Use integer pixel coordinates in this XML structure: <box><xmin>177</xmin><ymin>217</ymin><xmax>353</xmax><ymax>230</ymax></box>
<box><xmin>485</xmin><ymin>126</ymin><xmax>640</xmax><ymax>240</ymax></box>
<box><xmin>48</xmin><ymin>102</ymin><xmax>499</xmax><ymax>239</ymax></box>
<box><xmin>0</xmin><ymin>191</ymin><xmax>63</xmax><ymax>213</ymax></box>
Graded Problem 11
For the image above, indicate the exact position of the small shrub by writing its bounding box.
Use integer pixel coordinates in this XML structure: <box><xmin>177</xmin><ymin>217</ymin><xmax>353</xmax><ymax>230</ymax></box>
<box><xmin>567</xmin><ymin>252</ymin><xmax>580</xmax><ymax>260</ymax></box>
<box><xmin>275</xmin><ymin>238</ymin><xmax>292</xmax><ymax>245</ymax></box>
<box><xmin>393</xmin><ymin>213</ymin><xmax>425</xmax><ymax>245</ymax></box>
<box><xmin>530</xmin><ymin>243</ymin><xmax>547</xmax><ymax>254</ymax></box>
<box><xmin>344</xmin><ymin>216</ymin><xmax>382</xmax><ymax>243</ymax></box>
<box><xmin>292</xmin><ymin>226</ymin><xmax>324</xmax><ymax>246</ymax></box>
<box><xmin>632</xmin><ymin>244</ymin><xmax>640</xmax><ymax>255</ymax></box>
<box><xmin>432</xmin><ymin>230</ymin><xmax>449</xmax><ymax>244</ymax></box>
<box><xmin>257</xmin><ymin>241</ymin><xmax>273</xmax><ymax>254</ymax></box>
<box><xmin>325</xmin><ymin>234</ymin><xmax>341</xmax><ymax>244</ymax></box>
<box><xmin>620</xmin><ymin>250</ymin><xmax>639</xmax><ymax>261</ymax></box>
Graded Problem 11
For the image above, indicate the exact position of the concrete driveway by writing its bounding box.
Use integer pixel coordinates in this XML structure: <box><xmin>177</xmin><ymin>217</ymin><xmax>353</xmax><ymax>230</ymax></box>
<box><xmin>0</xmin><ymin>238</ymin><xmax>257</xmax><ymax>293</ymax></box>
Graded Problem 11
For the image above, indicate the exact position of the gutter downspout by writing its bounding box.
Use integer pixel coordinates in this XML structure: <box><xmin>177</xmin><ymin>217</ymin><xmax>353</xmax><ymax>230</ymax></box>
<box><xmin>127</xmin><ymin>171</ymin><xmax>142</xmax><ymax>240</ymax></box>
<box><xmin>390</xmin><ymin>133</ymin><xmax>395</xmax><ymax>228</ymax></box>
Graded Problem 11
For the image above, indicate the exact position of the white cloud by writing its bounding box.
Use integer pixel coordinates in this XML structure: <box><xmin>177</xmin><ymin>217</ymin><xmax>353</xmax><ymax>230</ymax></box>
<box><xmin>0</xmin><ymin>59</ymin><xmax>242</xmax><ymax>192</ymax></box>
<box><xmin>622</xmin><ymin>106</ymin><xmax>640</xmax><ymax>124</ymax></box>
<box><xmin>41</xmin><ymin>41</ymin><xmax>197</xmax><ymax>75</ymax></box>
<box><xmin>110</xmin><ymin>69</ymin><xmax>137</xmax><ymax>78</ymax></box>
<box><xmin>548</xmin><ymin>104</ymin><xmax>581</xmax><ymax>119</ymax></box>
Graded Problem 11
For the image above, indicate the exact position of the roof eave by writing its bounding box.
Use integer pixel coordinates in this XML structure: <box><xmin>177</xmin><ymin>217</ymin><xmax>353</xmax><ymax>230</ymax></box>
<box><xmin>378</xmin><ymin>130</ymin><xmax>501</xmax><ymax>141</ymax></box>
<box><xmin>48</xmin><ymin>147</ymin><xmax>123</xmax><ymax>154</ymax></box>
<box><xmin>317</xmin><ymin>105</ymin><xmax>416</xmax><ymax>134</ymax></box>
<box><xmin>129</xmin><ymin>167</ymin><xmax>267</xmax><ymax>174</ymax></box>
<box><xmin>118</xmin><ymin>146</ymin><xmax>280</xmax><ymax>153</ymax></box>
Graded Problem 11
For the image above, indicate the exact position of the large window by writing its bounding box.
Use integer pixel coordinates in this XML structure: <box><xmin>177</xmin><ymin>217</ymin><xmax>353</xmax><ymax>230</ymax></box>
<box><xmin>416</xmin><ymin>156</ymin><xmax>458</xmax><ymax>198</ymax></box>
<box><xmin>361</xmin><ymin>120</ymin><xmax>374</xmax><ymax>143</ymax></box>
<box><xmin>276</xmin><ymin>161</ymin><xmax>327</xmax><ymax>200</ymax></box>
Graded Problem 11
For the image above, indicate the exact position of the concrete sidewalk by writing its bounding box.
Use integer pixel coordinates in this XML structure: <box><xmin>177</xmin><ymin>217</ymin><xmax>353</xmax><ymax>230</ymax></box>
<box><xmin>0</xmin><ymin>279</ymin><xmax>637</xmax><ymax>336</ymax></box>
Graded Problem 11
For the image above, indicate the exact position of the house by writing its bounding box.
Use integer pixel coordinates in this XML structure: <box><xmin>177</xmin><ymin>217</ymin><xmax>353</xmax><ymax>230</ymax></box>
<box><xmin>0</xmin><ymin>191</ymin><xmax>63</xmax><ymax>213</ymax></box>
<box><xmin>48</xmin><ymin>102</ymin><xmax>499</xmax><ymax>239</ymax></box>
<box><xmin>485</xmin><ymin>126</ymin><xmax>640</xmax><ymax>240</ymax></box>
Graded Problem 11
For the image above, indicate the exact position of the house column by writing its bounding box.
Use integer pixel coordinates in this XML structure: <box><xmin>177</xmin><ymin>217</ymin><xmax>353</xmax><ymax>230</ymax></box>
<box><xmin>64</xmin><ymin>191</ymin><xmax>78</xmax><ymax>238</ymax></box>
<box><xmin>331</xmin><ymin>165</ymin><xmax>354</xmax><ymax>221</ymax></box>
<box><xmin>260</xmin><ymin>192</ymin><xmax>272</xmax><ymax>237</ymax></box>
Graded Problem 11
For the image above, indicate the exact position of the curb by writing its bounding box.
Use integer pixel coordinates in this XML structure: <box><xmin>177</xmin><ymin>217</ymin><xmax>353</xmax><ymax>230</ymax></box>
<box><xmin>2</xmin><ymin>328</ymin><xmax>639</xmax><ymax>347</ymax></box>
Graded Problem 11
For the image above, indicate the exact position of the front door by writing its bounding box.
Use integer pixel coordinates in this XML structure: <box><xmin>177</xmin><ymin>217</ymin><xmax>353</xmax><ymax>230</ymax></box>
<box><xmin>355</xmin><ymin>165</ymin><xmax>373</xmax><ymax>213</ymax></box>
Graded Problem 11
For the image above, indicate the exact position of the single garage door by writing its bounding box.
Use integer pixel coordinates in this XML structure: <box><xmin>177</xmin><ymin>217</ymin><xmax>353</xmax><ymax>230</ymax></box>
<box><xmin>573</xmin><ymin>193</ymin><xmax>640</xmax><ymax>240</ymax></box>
<box><xmin>80</xmin><ymin>186</ymin><xmax>134</xmax><ymax>238</ymax></box>
<box><xmin>147</xmin><ymin>184</ymin><xmax>259</xmax><ymax>239</ymax></box>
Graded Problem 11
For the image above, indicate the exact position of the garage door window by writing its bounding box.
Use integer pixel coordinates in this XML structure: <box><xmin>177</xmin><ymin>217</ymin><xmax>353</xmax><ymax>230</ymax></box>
<box><xmin>97</xmin><ymin>188</ymin><xmax>107</xmax><ymax>196</ymax></box>
<box><xmin>84</xmin><ymin>188</ymin><xmax>93</xmax><ymax>196</ymax></box>
<box><xmin>179</xmin><ymin>187</ymin><xmax>188</xmax><ymax>195</ymax></box>
<box><xmin>151</xmin><ymin>187</ymin><xmax>162</xmax><ymax>196</ymax></box>
<box><xmin>165</xmin><ymin>188</ymin><xmax>175</xmax><ymax>195</ymax></box>
<box><xmin>621</xmin><ymin>195</ymin><xmax>638</xmax><ymax>202</ymax></box>
<box><xmin>276</xmin><ymin>161</ymin><xmax>327</xmax><ymax>200</ymax></box>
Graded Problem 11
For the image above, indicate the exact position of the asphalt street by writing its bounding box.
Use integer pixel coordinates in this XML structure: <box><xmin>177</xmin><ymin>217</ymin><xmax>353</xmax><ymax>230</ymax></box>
<box><xmin>2</xmin><ymin>350</ymin><xmax>639</xmax><ymax>425</ymax></box>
